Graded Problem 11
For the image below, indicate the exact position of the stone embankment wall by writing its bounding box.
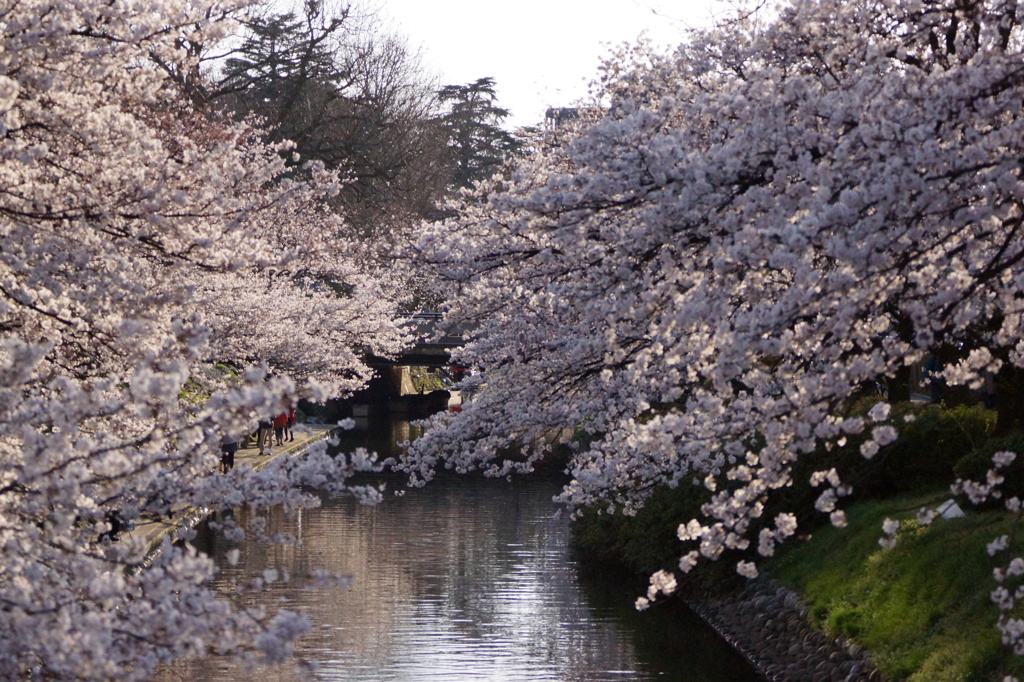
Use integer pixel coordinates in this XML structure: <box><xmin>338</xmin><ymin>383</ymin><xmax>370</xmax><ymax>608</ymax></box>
<box><xmin>687</xmin><ymin>578</ymin><xmax>891</xmax><ymax>682</ymax></box>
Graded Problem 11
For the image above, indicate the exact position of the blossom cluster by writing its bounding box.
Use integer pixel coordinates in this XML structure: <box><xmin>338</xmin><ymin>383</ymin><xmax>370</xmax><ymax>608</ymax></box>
<box><xmin>397</xmin><ymin>0</ymin><xmax>1024</xmax><ymax>643</ymax></box>
<box><xmin>0</xmin><ymin>0</ymin><xmax>408</xmax><ymax>677</ymax></box>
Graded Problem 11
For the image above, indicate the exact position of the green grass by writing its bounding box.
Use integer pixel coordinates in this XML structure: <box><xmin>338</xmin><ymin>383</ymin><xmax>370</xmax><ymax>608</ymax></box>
<box><xmin>409</xmin><ymin>366</ymin><xmax>447</xmax><ymax>393</ymax></box>
<box><xmin>769</xmin><ymin>491</ymin><xmax>1024</xmax><ymax>681</ymax></box>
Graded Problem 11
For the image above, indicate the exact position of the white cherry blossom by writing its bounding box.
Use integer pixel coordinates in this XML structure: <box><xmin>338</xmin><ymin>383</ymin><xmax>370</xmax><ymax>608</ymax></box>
<box><xmin>0</xmin><ymin>0</ymin><xmax>409</xmax><ymax>677</ymax></box>
<box><xmin>397</xmin><ymin>0</ymin><xmax>1024</xmax><ymax>641</ymax></box>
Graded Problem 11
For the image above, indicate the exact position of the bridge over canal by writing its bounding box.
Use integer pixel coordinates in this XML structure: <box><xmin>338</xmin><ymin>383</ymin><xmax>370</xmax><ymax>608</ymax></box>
<box><xmin>366</xmin><ymin>313</ymin><xmax>470</xmax><ymax>368</ymax></box>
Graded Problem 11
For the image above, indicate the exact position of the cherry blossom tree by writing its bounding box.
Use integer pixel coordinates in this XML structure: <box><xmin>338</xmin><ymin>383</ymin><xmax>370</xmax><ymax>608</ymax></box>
<box><xmin>0</xmin><ymin>0</ymin><xmax>410</xmax><ymax>677</ymax></box>
<box><xmin>401</xmin><ymin>0</ymin><xmax>1024</xmax><ymax>636</ymax></box>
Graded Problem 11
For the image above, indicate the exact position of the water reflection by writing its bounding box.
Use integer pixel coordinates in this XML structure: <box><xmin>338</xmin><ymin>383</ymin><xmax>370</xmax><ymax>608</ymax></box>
<box><xmin>159</xmin><ymin>419</ymin><xmax>759</xmax><ymax>681</ymax></box>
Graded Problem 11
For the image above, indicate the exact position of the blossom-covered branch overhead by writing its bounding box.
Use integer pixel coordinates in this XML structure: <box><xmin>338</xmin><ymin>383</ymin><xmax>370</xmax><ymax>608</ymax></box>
<box><xmin>0</xmin><ymin>0</ymin><xmax>410</xmax><ymax>676</ymax></box>
<box><xmin>401</xmin><ymin>0</ymin><xmax>1024</xmax><ymax>606</ymax></box>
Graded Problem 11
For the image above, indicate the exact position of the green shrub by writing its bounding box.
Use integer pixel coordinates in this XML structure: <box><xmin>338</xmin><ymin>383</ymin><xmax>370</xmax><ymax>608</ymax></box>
<box><xmin>789</xmin><ymin>401</ymin><xmax>994</xmax><ymax>505</ymax></box>
<box><xmin>953</xmin><ymin>431</ymin><xmax>1024</xmax><ymax>508</ymax></box>
<box><xmin>178</xmin><ymin>379</ymin><xmax>209</xmax><ymax>407</ymax></box>
<box><xmin>572</xmin><ymin>482</ymin><xmax>704</xmax><ymax>574</ymax></box>
<box><xmin>880</xmin><ymin>403</ymin><xmax>996</xmax><ymax>491</ymax></box>
<box><xmin>409</xmin><ymin>366</ymin><xmax>446</xmax><ymax>393</ymax></box>
<box><xmin>571</xmin><ymin>480</ymin><xmax>753</xmax><ymax>594</ymax></box>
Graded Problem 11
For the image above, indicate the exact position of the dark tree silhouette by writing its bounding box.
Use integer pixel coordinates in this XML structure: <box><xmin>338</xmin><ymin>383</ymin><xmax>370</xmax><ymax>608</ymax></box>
<box><xmin>437</xmin><ymin>77</ymin><xmax>523</xmax><ymax>190</ymax></box>
<box><xmin>197</xmin><ymin>1</ymin><xmax>451</xmax><ymax>233</ymax></box>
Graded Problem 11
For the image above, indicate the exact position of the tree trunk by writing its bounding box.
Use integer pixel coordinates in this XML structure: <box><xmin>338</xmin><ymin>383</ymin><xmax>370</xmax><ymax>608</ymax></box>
<box><xmin>994</xmin><ymin>365</ymin><xmax>1024</xmax><ymax>435</ymax></box>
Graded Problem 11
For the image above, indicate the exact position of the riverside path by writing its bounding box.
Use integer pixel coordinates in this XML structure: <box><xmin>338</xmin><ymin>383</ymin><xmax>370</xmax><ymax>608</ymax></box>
<box><xmin>127</xmin><ymin>424</ymin><xmax>336</xmax><ymax>573</ymax></box>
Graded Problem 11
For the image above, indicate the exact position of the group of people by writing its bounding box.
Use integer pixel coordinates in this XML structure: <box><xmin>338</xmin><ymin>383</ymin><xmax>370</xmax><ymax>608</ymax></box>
<box><xmin>219</xmin><ymin>405</ymin><xmax>297</xmax><ymax>473</ymax></box>
<box><xmin>258</xmin><ymin>408</ymin><xmax>296</xmax><ymax>453</ymax></box>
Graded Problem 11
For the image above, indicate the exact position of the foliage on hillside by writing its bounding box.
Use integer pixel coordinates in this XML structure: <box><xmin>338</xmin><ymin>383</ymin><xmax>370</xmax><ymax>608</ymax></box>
<box><xmin>770</xmin><ymin>494</ymin><xmax>1024</xmax><ymax>681</ymax></box>
<box><xmin>572</xmin><ymin>400</ymin><xmax>1024</xmax><ymax>679</ymax></box>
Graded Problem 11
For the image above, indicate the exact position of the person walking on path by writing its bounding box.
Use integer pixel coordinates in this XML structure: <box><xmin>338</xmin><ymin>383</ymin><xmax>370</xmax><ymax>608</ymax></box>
<box><xmin>220</xmin><ymin>434</ymin><xmax>237</xmax><ymax>473</ymax></box>
<box><xmin>285</xmin><ymin>406</ymin><xmax>296</xmax><ymax>442</ymax></box>
<box><xmin>273</xmin><ymin>412</ymin><xmax>289</xmax><ymax>447</ymax></box>
<box><xmin>257</xmin><ymin>417</ymin><xmax>274</xmax><ymax>455</ymax></box>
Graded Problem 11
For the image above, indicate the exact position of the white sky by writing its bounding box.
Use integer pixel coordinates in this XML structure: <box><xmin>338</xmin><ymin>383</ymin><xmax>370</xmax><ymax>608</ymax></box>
<box><xmin>376</xmin><ymin>1</ymin><xmax>723</xmax><ymax>129</ymax></box>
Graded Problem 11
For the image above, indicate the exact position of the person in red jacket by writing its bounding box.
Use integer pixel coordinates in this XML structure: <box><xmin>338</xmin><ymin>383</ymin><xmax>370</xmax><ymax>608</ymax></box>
<box><xmin>273</xmin><ymin>412</ymin><xmax>289</xmax><ymax>446</ymax></box>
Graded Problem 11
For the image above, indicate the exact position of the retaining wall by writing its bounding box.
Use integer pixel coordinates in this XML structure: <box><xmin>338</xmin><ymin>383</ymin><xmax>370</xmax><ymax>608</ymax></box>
<box><xmin>686</xmin><ymin>578</ymin><xmax>891</xmax><ymax>682</ymax></box>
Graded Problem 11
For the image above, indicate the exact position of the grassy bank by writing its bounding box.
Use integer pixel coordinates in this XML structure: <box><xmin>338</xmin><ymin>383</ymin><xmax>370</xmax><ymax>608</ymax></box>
<box><xmin>769</xmin><ymin>491</ymin><xmax>1024</xmax><ymax>681</ymax></box>
<box><xmin>571</xmin><ymin>400</ymin><xmax>1024</xmax><ymax>680</ymax></box>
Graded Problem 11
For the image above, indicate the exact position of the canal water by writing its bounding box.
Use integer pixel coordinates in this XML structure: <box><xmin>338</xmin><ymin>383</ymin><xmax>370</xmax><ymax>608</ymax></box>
<box><xmin>159</xmin><ymin>417</ymin><xmax>761</xmax><ymax>681</ymax></box>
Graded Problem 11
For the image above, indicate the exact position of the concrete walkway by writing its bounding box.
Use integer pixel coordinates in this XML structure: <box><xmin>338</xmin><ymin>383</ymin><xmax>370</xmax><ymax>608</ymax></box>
<box><xmin>127</xmin><ymin>424</ymin><xmax>336</xmax><ymax>572</ymax></box>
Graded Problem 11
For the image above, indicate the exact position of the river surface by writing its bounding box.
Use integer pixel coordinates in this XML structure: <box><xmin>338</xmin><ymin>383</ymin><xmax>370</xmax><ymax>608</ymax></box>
<box><xmin>158</xmin><ymin>417</ymin><xmax>761</xmax><ymax>681</ymax></box>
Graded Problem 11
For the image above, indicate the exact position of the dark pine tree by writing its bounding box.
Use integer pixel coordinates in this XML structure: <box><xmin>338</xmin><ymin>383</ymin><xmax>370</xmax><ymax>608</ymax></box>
<box><xmin>437</xmin><ymin>77</ymin><xmax>523</xmax><ymax>190</ymax></box>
